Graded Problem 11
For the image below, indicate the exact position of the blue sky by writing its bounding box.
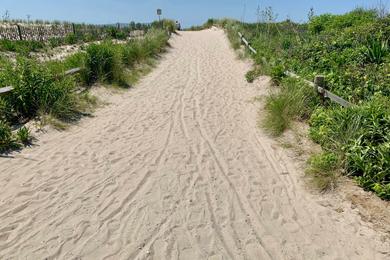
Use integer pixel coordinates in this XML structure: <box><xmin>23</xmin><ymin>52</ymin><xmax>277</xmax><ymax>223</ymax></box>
<box><xmin>0</xmin><ymin>0</ymin><xmax>388</xmax><ymax>27</ymax></box>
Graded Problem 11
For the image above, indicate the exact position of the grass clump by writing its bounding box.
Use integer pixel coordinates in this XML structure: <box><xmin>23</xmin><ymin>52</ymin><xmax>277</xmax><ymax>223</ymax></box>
<box><xmin>16</xmin><ymin>126</ymin><xmax>32</xmax><ymax>145</ymax></box>
<box><xmin>0</xmin><ymin>121</ymin><xmax>19</xmax><ymax>153</ymax></box>
<box><xmin>307</xmin><ymin>152</ymin><xmax>340</xmax><ymax>191</ymax></box>
<box><xmin>82</xmin><ymin>29</ymin><xmax>169</xmax><ymax>87</ymax></box>
<box><xmin>0</xmin><ymin>58</ymin><xmax>86</xmax><ymax>123</ymax></box>
<box><xmin>0</xmin><ymin>121</ymin><xmax>33</xmax><ymax>153</ymax></box>
<box><xmin>84</xmin><ymin>41</ymin><xmax>127</xmax><ymax>86</ymax></box>
<box><xmin>263</xmin><ymin>78</ymin><xmax>318</xmax><ymax>136</ymax></box>
<box><xmin>0</xmin><ymin>39</ymin><xmax>45</xmax><ymax>54</ymax></box>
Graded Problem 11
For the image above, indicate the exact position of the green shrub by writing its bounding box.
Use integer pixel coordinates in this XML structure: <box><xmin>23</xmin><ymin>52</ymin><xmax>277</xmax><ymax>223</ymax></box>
<box><xmin>106</xmin><ymin>27</ymin><xmax>127</xmax><ymax>40</ymax></box>
<box><xmin>204</xmin><ymin>19</ymin><xmax>215</xmax><ymax>29</ymax></box>
<box><xmin>48</xmin><ymin>37</ymin><xmax>64</xmax><ymax>48</ymax></box>
<box><xmin>163</xmin><ymin>20</ymin><xmax>176</xmax><ymax>33</ymax></box>
<box><xmin>85</xmin><ymin>42</ymin><xmax>126</xmax><ymax>86</ymax></box>
<box><xmin>270</xmin><ymin>64</ymin><xmax>286</xmax><ymax>84</ymax></box>
<box><xmin>16</xmin><ymin>126</ymin><xmax>31</xmax><ymax>145</ymax></box>
<box><xmin>0</xmin><ymin>121</ymin><xmax>18</xmax><ymax>153</ymax></box>
<box><xmin>363</xmin><ymin>37</ymin><xmax>388</xmax><ymax>64</ymax></box>
<box><xmin>308</xmin><ymin>9</ymin><xmax>377</xmax><ymax>34</ymax></box>
<box><xmin>0</xmin><ymin>97</ymin><xmax>14</xmax><ymax>122</ymax></box>
<box><xmin>245</xmin><ymin>68</ymin><xmax>261</xmax><ymax>83</ymax></box>
<box><xmin>307</xmin><ymin>152</ymin><xmax>340</xmax><ymax>191</ymax></box>
<box><xmin>0</xmin><ymin>39</ymin><xmax>45</xmax><ymax>54</ymax></box>
<box><xmin>64</xmin><ymin>33</ymin><xmax>78</xmax><ymax>45</ymax></box>
<box><xmin>121</xmin><ymin>41</ymin><xmax>142</xmax><ymax>66</ymax></box>
<box><xmin>263</xmin><ymin>78</ymin><xmax>318</xmax><ymax>136</ymax></box>
<box><xmin>0</xmin><ymin>58</ymin><xmax>82</xmax><ymax>122</ymax></box>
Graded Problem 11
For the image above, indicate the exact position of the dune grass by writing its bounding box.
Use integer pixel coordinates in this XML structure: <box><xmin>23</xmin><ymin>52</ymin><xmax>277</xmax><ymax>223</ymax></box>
<box><xmin>262</xmin><ymin>78</ymin><xmax>319</xmax><ymax>136</ymax></box>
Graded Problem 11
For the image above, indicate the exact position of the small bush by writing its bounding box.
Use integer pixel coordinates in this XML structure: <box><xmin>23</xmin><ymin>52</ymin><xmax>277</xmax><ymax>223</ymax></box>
<box><xmin>163</xmin><ymin>20</ymin><xmax>176</xmax><ymax>34</ymax></box>
<box><xmin>307</xmin><ymin>152</ymin><xmax>340</xmax><ymax>191</ymax></box>
<box><xmin>121</xmin><ymin>41</ymin><xmax>142</xmax><ymax>67</ymax></box>
<box><xmin>0</xmin><ymin>121</ymin><xmax>18</xmax><ymax>153</ymax></box>
<box><xmin>48</xmin><ymin>37</ymin><xmax>64</xmax><ymax>48</ymax></box>
<box><xmin>106</xmin><ymin>27</ymin><xmax>127</xmax><ymax>40</ymax></box>
<box><xmin>204</xmin><ymin>19</ymin><xmax>215</xmax><ymax>28</ymax></box>
<box><xmin>64</xmin><ymin>33</ymin><xmax>78</xmax><ymax>45</ymax></box>
<box><xmin>0</xmin><ymin>97</ymin><xmax>14</xmax><ymax>122</ymax></box>
<box><xmin>363</xmin><ymin>37</ymin><xmax>388</xmax><ymax>64</ymax></box>
<box><xmin>263</xmin><ymin>78</ymin><xmax>318</xmax><ymax>136</ymax></box>
<box><xmin>0</xmin><ymin>58</ymin><xmax>82</xmax><ymax>122</ymax></box>
<box><xmin>0</xmin><ymin>39</ymin><xmax>45</xmax><ymax>54</ymax></box>
<box><xmin>85</xmin><ymin>42</ymin><xmax>126</xmax><ymax>86</ymax></box>
<box><xmin>270</xmin><ymin>64</ymin><xmax>286</xmax><ymax>84</ymax></box>
<box><xmin>16</xmin><ymin>126</ymin><xmax>31</xmax><ymax>145</ymax></box>
<box><xmin>245</xmin><ymin>68</ymin><xmax>261</xmax><ymax>83</ymax></box>
<box><xmin>308</xmin><ymin>9</ymin><xmax>377</xmax><ymax>34</ymax></box>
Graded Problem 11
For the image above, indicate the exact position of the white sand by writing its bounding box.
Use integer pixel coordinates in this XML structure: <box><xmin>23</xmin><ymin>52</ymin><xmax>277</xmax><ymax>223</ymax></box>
<box><xmin>0</xmin><ymin>29</ymin><xmax>389</xmax><ymax>259</ymax></box>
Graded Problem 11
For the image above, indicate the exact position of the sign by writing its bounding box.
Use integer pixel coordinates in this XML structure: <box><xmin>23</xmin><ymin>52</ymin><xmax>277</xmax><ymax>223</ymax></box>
<box><xmin>157</xmin><ymin>9</ymin><xmax>162</xmax><ymax>16</ymax></box>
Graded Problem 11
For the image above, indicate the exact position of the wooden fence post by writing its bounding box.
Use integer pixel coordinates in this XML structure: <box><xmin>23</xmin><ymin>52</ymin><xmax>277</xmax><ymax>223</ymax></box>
<box><xmin>16</xmin><ymin>24</ymin><xmax>23</xmax><ymax>40</ymax></box>
<box><xmin>314</xmin><ymin>75</ymin><xmax>326</xmax><ymax>104</ymax></box>
<box><xmin>72</xmin><ymin>23</ymin><xmax>76</xmax><ymax>34</ymax></box>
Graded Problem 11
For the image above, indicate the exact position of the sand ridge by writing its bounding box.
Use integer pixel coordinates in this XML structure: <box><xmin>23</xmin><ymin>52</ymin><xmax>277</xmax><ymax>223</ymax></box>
<box><xmin>0</xmin><ymin>29</ymin><xmax>389</xmax><ymax>259</ymax></box>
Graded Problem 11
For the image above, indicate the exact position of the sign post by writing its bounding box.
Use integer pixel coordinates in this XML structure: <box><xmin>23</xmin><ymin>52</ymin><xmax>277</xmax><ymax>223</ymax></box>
<box><xmin>157</xmin><ymin>9</ymin><xmax>162</xmax><ymax>21</ymax></box>
<box><xmin>157</xmin><ymin>9</ymin><xmax>162</xmax><ymax>28</ymax></box>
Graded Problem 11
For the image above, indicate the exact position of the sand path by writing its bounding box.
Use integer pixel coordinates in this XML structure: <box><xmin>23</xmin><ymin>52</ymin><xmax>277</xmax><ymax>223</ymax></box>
<box><xmin>0</xmin><ymin>29</ymin><xmax>389</xmax><ymax>259</ymax></box>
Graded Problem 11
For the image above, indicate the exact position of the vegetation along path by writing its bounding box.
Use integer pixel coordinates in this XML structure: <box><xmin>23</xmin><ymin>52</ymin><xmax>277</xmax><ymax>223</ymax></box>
<box><xmin>0</xmin><ymin>29</ymin><xmax>389</xmax><ymax>259</ymax></box>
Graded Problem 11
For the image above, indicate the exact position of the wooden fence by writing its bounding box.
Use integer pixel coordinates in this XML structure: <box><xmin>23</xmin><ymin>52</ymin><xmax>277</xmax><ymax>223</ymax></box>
<box><xmin>0</xmin><ymin>22</ymin><xmax>149</xmax><ymax>42</ymax></box>
<box><xmin>238</xmin><ymin>32</ymin><xmax>352</xmax><ymax>107</ymax></box>
<box><xmin>0</xmin><ymin>23</ymin><xmax>73</xmax><ymax>41</ymax></box>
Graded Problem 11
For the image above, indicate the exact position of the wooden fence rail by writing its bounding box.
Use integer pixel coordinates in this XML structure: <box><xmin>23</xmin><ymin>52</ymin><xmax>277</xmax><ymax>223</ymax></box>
<box><xmin>0</xmin><ymin>67</ymin><xmax>82</xmax><ymax>96</ymax></box>
<box><xmin>238</xmin><ymin>32</ymin><xmax>352</xmax><ymax>108</ymax></box>
<box><xmin>0</xmin><ymin>86</ymin><xmax>13</xmax><ymax>95</ymax></box>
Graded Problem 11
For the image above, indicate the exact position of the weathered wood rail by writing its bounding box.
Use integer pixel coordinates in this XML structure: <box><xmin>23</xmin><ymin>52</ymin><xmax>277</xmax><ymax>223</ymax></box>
<box><xmin>0</xmin><ymin>86</ymin><xmax>13</xmax><ymax>95</ymax></box>
<box><xmin>238</xmin><ymin>32</ymin><xmax>352</xmax><ymax>108</ymax></box>
<box><xmin>0</xmin><ymin>67</ymin><xmax>82</xmax><ymax>96</ymax></box>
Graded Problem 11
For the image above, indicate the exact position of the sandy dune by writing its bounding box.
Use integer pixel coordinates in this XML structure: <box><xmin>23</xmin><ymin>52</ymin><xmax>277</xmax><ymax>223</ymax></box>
<box><xmin>0</xmin><ymin>29</ymin><xmax>389</xmax><ymax>259</ymax></box>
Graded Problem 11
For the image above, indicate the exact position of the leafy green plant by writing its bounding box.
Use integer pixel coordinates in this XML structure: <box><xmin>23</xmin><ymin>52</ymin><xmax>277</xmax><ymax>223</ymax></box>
<box><xmin>0</xmin><ymin>39</ymin><xmax>45</xmax><ymax>54</ymax></box>
<box><xmin>0</xmin><ymin>121</ymin><xmax>18</xmax><ymax>153</ymax></box>
<box><xmin>0</xmin><ymin>58</ymin><xmax>82</xmax><ymax>122</ymax></box>
<box><xmin>245</xmin><ymin>68</ymin><xmax>261</xmax><ymax>83</ymax></box>
<box><xmin>163</xmin><ymin>19</ymin><xmax>176</xmax><ymax>34</ymax></box>
<box><xmin>363</xmin><ymin>37</ymin><xmax>388</xmax><ymax>64</ymax></box>
<box><xmin>16</xmin><ymin>126</ymin><xmax>31</xmax><ymax>145</ymax></box>
<box><xmin>270</xmin><ymin>64</ymin><xmax>286</xmax><ymax>84</ymax></box>
<box><xmin>263</xmin><ymin>78</ymin><xmax>318</xmax><ymax>136</ymax></box>
<box><xmin>106</xmin><ymin>27</ymin><xmax>127</xmax><ymax>40</ymax></box>
<box><xmin>48</xmin><ymin>37</ymin><xmax>64</xmax><ymax>48</ymax></box>
<box><xmin>85</xmin><ymin>42</ymin><xmax>126</xmax><ymax>86</ymax></box>
<box><xmin>307</xmin><ymin>152</ymin><xmax>340</xmax><ymax>191</ymax></box>
<box><xmin>64</xmin><ymin>33</ymin><xmax>78</xmax><ymax>45</ymax></box>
